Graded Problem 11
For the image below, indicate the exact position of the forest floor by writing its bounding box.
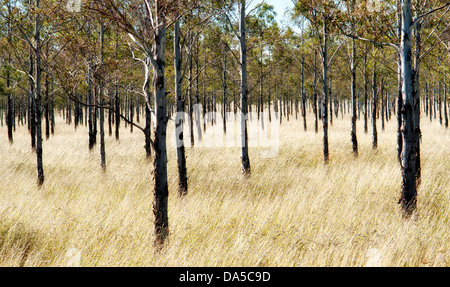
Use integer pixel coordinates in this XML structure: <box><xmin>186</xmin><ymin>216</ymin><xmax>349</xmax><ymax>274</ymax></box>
<box><xmin>0</xmin><ymin>110</ymin><xmax>449</xmax><ymax>266</ymax></box>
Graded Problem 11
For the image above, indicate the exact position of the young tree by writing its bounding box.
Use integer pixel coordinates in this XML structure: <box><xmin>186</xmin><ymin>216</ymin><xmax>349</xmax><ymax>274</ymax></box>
<box><xmin>239</xmin><ymin>0</ymin><xmax>251</xmax><ymax>175</ymax></box>
<box><xmin>174</xmin><ymin>16</ymin><xmax>188</xmax><ymax>197</ymax></box>
<box><xmin>92</xmin><ymin>0</ymin><xmax>198</xmax><ymax>245</ymax></box>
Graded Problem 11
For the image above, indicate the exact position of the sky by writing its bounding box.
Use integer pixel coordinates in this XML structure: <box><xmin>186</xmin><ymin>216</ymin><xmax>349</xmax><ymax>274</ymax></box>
<box><xmin>249</xmin><ymin>0</ymin><xmax>299</xmax><ymax>32</ymax></box>
<box><xmin>264</xmin><ymin>0</ymin><xmax>294</xmax><ymax>26</ymax></box>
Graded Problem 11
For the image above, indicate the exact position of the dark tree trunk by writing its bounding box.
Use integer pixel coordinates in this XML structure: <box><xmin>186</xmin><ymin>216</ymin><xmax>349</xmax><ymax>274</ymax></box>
<box><xmin>351</xmin><ymin>38</ymin><xmax>358</xmax><ymax>156</ymax></box>
<box><xmin>145</xmin><ymin>104</ymin><xmax>152</xmax><ymax>158</ymax></box>
<box><xmin>313</xmin><ymin>45</ymin><xmax>318</xmax><ymax>134</ymax></box>
<box><xmin>99</xmin><ymin>21</ymin><xmax>106</xmax><ymax>170</ymax></box>
<box><xmin>239</xmin><ymin>0</ymin><xmax>251</xmax><ymax>176</ymax></box>
<box><xmin>45</xmin><ymin>67</ymin><xmax>50</xmax><ymax>139</ymax></box>
<box><xmin>174</xmin><ymin>19</ymin><xmax>188</xmax><ymax>197</ymax></box>
<box><xmin>444</xmin><ymin>83</ymin><xmax>448</xmax><ymax>129</ymax></box>
<box><xmin>399</xmin><ymin>0</ymin><xmax>417</xmax><ymax>216</ymax></box>
<box><xmin>151</xmin><ymin>2</ymin><xmax>169</xmax><ymax>245</ymax></box>
<box><xmin>301</xmin><ymin>56</ymin><xmax>307</xmax><ymax>131</ymax></box>
<box><xmin>34</xmin><ymin>0</ymin><xmax>44</xmax><ymax>185</ymax></box>
<box><xmin>222</xmin><ymin>42</ymin><xmax>227</xmax><ymax>135</ymax></box>
<box><xmin>321</xmin><ymin>18</ymin><xmax>329</xmax><ymax>164</ymax></box>
<box><xmin>29</xmin><ymin>49</ymin><xmax>36</xmax><ymax>151</ymax></box>
<box><xmin>364</xmin><ymin>50</ymin><xmax>368</xmax><ymax>134</ymax></box>
<box><xmin>397</xmin><ymin>0</ymin><xmax>403</xmax><ymax>163</ymax></box>
<box><xmin>372</xmin><ymin>63</ymin><xmax>378</xmax><ymax>150</ymax></box>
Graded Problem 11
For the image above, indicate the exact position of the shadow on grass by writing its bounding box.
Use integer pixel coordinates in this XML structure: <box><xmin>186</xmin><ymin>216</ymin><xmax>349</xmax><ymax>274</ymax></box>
<box><xmin>0</xmin><ymin>221</ymin><xmax>37</xmax><ymax>267</ymax></box>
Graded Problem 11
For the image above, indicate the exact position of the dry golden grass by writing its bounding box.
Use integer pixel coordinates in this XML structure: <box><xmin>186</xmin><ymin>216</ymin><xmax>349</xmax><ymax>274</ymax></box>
<box><xmin>0</xmin><ymin>109</ymin><xmax>449</xmax><ymax>267</ymax></box>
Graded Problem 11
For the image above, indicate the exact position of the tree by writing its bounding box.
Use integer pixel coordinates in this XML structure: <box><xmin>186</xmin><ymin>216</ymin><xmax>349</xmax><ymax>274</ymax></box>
<box><xmin>92</xmin><ymin>0</ymin><xmax>199</xmax><ymax>245</ymax></box>
<box><xmin>174</xmin><ymin>16</ymin><xmax>188</xmax><ymax>197</ymax></box>
<box><xmin>239</xmin><ymin>0</ymin><xmax>251</xmax><ymax>175</ymax></box>
<box><xmin>294</xmin><ymin>0</ymin><xmax>342</xmax><ymax>164</ymax></box>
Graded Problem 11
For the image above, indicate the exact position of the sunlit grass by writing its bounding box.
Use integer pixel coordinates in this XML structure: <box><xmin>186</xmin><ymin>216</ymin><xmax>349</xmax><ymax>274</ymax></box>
<box><xmin>0</xmin><ymin>108</ymin><xmax>448</xmax><ymax>266</ymax></box>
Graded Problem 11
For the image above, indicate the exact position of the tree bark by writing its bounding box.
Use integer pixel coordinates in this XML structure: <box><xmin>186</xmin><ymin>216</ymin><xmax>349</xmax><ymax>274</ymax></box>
<box><xmin>363</xmin><ymin>48</ymin><xmax>368</xmax><ymax>134</ymax></box>
<box><xmin>34</xmin><ymin>0</ymin><xmax>44</xmax><ymax>185</ymax></box>
<box><xmin>99</xmin><ymin>21</ymin><xmax>106</xmax><ymax>170</ymax></box>
<box><xmin>444</xmin><ymin>83</ymin><xmax>449</xmax><ymax>129</ymax></box>
<box><xmin>397</xmin><ymin>0</ymin><xmax>403</xmax><ymax>163</ymax></box>
<box><xmin>321</xmin><ymin>18</ymin><xmax>329</xmax><ymax>164</ymax></box>
<box><xmin>239</xmin><ymin>0</ymin><xmax>251</xmax><ymax>176</ymax></box>
<box><xmin>301</xmin><ymin>55</ymin><xmax>307</xmax><ymax>131</ymax></box>
<box><xmin>372</xmin><ymin>62</ymin><xmax>378</xmax><ymax>150</ymax></box>
<box><xmin>152</xmin><ymin>1</ymin><xmax>169</xmax><ymax>245</ymax></box>
<box><xmin>174</xmin><ymin>19</ymin><xmax>188</xmax><ymax>197</ymax></box>
<box><xmin>351</xmin><ymin>38</ymin><xmax>358</xmax><ymax>156</ymax></box>
<box><xmin>222</xmin><ymin>41</ymin><xmax>227</xmax><ymax>135</ymax></box>
<box><xmin>399</xmin><ymin>0</ymin><xmax>417</xmax><ymax>216</ymax></box>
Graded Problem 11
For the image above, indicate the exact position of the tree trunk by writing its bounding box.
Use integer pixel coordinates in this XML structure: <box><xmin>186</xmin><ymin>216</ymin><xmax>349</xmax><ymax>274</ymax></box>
<box><xmin>174</xmin><ymin>19</ymin><xmax>188</xmax><ymax>197</ymax></box>
<box><xmin>444</xmin><ymin>83</ymin><xmax>449</xmax><ymax>129</ymax></box>
<box><xmin>363</xmin><ymin>49</ymin><xmax>368</xmax><ymax>134</ymax></box>
<box><xmin>321</xmin><ymin>18</ymin><xmax>329</xmax><ymax>164</ymax></box>
<box><xmin>223</xmin><ymin>41</ymin><xmax>227</xmax><ymax>135</ymax></box>
<box><xmin>145</xmin><ymin>103</ymin><xmax>152</xmax><ymax>158</ymax></box>
<box><xmin>397</xmin><ymin>0</ymin><xmax>403</xmax><ymax>163</ymax></box>
<box><xmin>6</xmin><ymin>15</ymin><xmax>13</xmax><ymax>144</ymax></box>
<box><xmin>351</xmin><ymin>38</ymin><xmax>358</xmax><ymax>156</ymax></box>
<box><xmin>301</xmin><ymin>55</ymin><xmax>307</xmax><ymax>131</ymax></box>
<box><xmin>151</xmin><ymin>1</ymin><xmax>169</xmax><ymax>245</ymax></box>
<box><xmin>239</xmin><ymin>0</ymin><xmax>251</xmax><ymax>176</ymax></box>
<box><xmin>34</xmin><ymin>0</ymin><xmax>44</xmax><ymax>185</ymax></box>
<box><xmin>99</xmin><ymin>21</ymin><xmax>106</xmax><ymax>170</ymax></box>
<box><xmin>399</xmin><ymin>0</ymin><xmax>417</xmax><ymax>216</ymax></box>
<box><xmin>29</xmin><ymin>48</ymin><xmax>36</xmax><ymax>151</ymax></box>
<box><xmin>313</xmin><ymin>47</ymin><xmax>318</xmax><ymax>134</ymax></box>
<box><xmin>372</xmin><ymin>62</ymin><xmax>378</xmax><ymax>150</ymax></box>
<box><xmin>188</xmin><ymin>31</ymin><xmax>194</xmax><ymax>147</ymax></box>
<box><xmin>45</xmin><ymin>63</ymin><xmax>50</xmax><ymax>139</ymax></box>
<box><xmin>88</xmin><ymin>28</ymin><xmax>96</xmax><ymax>150</ymax></box>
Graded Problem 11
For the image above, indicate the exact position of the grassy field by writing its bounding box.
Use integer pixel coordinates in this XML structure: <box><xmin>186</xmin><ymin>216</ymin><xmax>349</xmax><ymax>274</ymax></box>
<box><xmin>0</xmin><ymin>109</ymin><xmax>449</xmax><ymax>267</ymax></box>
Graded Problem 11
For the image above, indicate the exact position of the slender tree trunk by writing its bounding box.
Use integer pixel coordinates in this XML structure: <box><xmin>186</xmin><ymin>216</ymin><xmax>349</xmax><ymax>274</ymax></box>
<box><xmin>145</xmin><ymin>103</ymin><xmax>152</xmax><ymax>158</ymax></box>
<box><xmin>151</xmin><ymin>1</ymin><xmax>169</xmax><ymax>245</ymax></box>
<box><xmin>45</xmin><ymin>61</ymin><xmax>50</xmax><ymax>139</ymax></box>
<box><xmin>438</xmin><ymin>81</ymin><xmax>442</xmax><ymax>125</ymax></box>
<box><xmin>363</xmin><ymin>49</ymin><xmax>368</xmax><ymax>134</ymax></box>
<box><xmin>329</xmin><ymin>71</ymin><xmax>333</xmax><ymax>126</ymax></box>
<box><xmin>397</xmin><ymin>0</ymin><xmax>403</xmax><ymax>163</ymax></box>
<box><xmin>88</xmin><ymin>25</ymin><xmax>96</xmax><ymax>150</ymax></box>
<box><xmin>174</xmin><ymin>19</ymin><xmax>188</xmax><ymax>197</ymax></box>
<box><xmin>301</xmin><ymin>55</ymin><xmax>306</xmax><ymax>131</ymax></box>
<box><xmin>372</xmin><ymin>62</ymin><xmax>378</xmax><ymax>150</ymax></box>
<box><xmin>413</xmin><ymin>19</ymin><xmax>423</xmax><ymax>187</ymax></box>
<box><xmin>6</xmin><ymin>14</ymin><xmax>13</xmax><ymax>144</ymax></box>
<box><xmin>239</xmin><ymin>0</ymin><xmax>251</xmax><ymax>176</ymax></box>
<box><xmin>188</xmin><ymin>31</ymin><xmax>194</xmax><ymax>147</ymax></box>
<box><xmin>108</xmin><ymin>93</ymin><xmax>112</xmax><ymax>136</ymax></box>
<box><xmin>34</xmin><ymin>0</ymin><xmax>44</xmax><ymax>185</ymax></box>
<box><xmin>444</xmin><ymin>83</ymin><xmax>448</xmax><ymax>129</ymax></box>
<box><xmin>222</xmin><ymin>41</ymin><xmax>227</xmax><ymax>135</ymax></box>
<box><xmin>194</xmin><ymin>35</ymin><xmax>202</xmax><ymax>143</ymax></box>
<box><xmin>29</xmin><ymin>48</ymin><xmax>36</xmax><ymax>150</ymax></box>
<box><xmin>259</xmin><ymin>40</ymin><xmax>265</xmax><ymax>129</ymax></box>
<box><xmin>381</xmin><ymin>82</ymin><xmax>385</xmax><ymax>131</ymax></box>
<box><xmin>99</xmin><ymin>21</ymin><xmax>106</xmax><ymax>170</ymax></box>
<box><xmin>351</xmin><ymin>38</ymin><xmax>358</xmax><ymax>156</ymax></box>
<box><xmin>114</xmin><ymin>31</ymin><xmax>120</xmax><ymax>141</ymax></box>
<box><xmin>399</xmin><ymin>0</ymin><xmax>417</xmax><ymax>216</ymax></box>
<box><xmin>321</xmin><ymin>18</ymin><xmax>329</xmax><ymax>164</ymax></box>
<box><xmin>313</xmin><ymin>47</ymin><xmax>318</xmax><ymax>134</ymax></box>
